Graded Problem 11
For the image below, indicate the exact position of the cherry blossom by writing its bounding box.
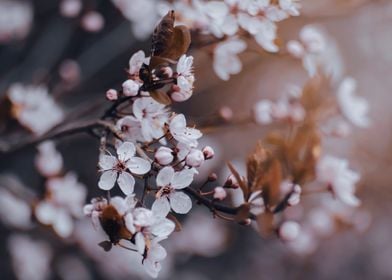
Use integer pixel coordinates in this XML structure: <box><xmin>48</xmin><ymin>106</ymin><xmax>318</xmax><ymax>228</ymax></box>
<box><xmin>8</xmin><ymin>235</ymin><xmax>52</xmax><ymax>280</ymax></box>
<box><xmin>171</xmin><ymin>54</ymin><xmax>195</xmax><ymax>102</ymax></box>
<box><xmin>0</xmin><ymin>188</ymin><xmax>32</xmax><ymax>229</ymax></box>
<box><xmin>132</xmin><ymin>97</ymin><xmax>169</xmax><ymax>142</ymax></box>
<box><xmin>279</xmin><ymin>221</ymin><xmax>301</xmax><ymax>242</ymax></box>
<box><xmin>337</xmin><ymin>77</ymin><xmax>370</xmax><ymax>128</ymax></box>
<box><xmin>8</xmin><ymin>84</ymin><xmax>64</xmax><ymax>135</ymax></box>
<box><xmin>116</xmin><ymin>116</ymin><xmax>144</xmax><ymax>143</ymax></box>
<box><xmin>122</xmin><ymin>79</ymin><xmax>140</xmax><ymax>96</ymax></box>
<box><xmin>185</xmin><ymin>148</ymin><xmax>205</xmax><ymax>167</ymax></box>
<box><xmin>169</xmin><ymin>114</ymin><xmax>202</xmax><ymax>147</ymax></box>
<box><xmin>213</xmin><ymin>38</ymin><xmax>247</xmax><ymax>81</ymax></box>
<box><xmin>98</xmin><ymin>142</ymin><xmax>151</xmax><ymax>195</ymax></box>
<box><xmin>0</xmin><ymin>1</ymin><xmax>33</xmax><ymax>42</ymax></box>
<box><xmin>128</xmin><ymin>50</ymin><xmax>150</xmax><ymax>76</ymax></box>
<box><xmin>152</xmin><ymin>166</ymin><xmax>195</xmax><ymax>217</ymax></box>
<box><xmin>316</xmin><ymin>155</ymin><xmax>361</xmax><ymax>207</ymax></box>
<box><xmin>35</xmin><ymin>141</ymin><xmax>63</xmax><ymax>177</ymax></box>
<box><xmin>155</xmin><ymin>147</ymin><xmax>174</xmax><ymax>165</ymax></box>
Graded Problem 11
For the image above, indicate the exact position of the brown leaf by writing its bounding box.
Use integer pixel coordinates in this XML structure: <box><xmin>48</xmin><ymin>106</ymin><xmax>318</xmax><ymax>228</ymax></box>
<box><xmin>234</xmin><ymin>203</ymin><xmax>251</xmax><ymax>223</ymax></box>
<box><xmin>227</xmin><ymin>162</ymin><xmax>248</xmax><ymax>199</ymax></box>
<box><xmin>262</xmin><ymin>159</ymin><xmax>282</xmax><ymax>207</ymax></box>
<box><xmin>98</xmin><ymin>240</ymin><xmax>113</xmax><ymax>252</ymax></box>
<box><xmin>256</xmin><ymin>212</ymin><xmax>274</xmax><ymax>237</ymax></box>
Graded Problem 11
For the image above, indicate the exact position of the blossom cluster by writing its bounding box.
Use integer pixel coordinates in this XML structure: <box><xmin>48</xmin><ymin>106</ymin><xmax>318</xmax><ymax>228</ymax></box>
<box><xmin>111</xmin><ymin>0</ymin><xmax>301</xmax><ymax>80</ymax></box>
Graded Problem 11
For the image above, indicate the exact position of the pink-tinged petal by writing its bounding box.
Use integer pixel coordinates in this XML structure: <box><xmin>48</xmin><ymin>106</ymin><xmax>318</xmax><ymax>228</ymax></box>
<box><xmin>149</xmin><ymin>242</ymin><xmax>167</xmax><ymax>261</ymax></box>
<box><xmin>98</xmin><ymin>170</ymin><xmax>117</xmax><ymax>191</ymax></box>
<box><xmin>169</xmin><ymin>192</ymin><xmax>192</xmax><ymax>214</ymax></box>
<box><xmin>143</xmin><ymin>259</ymin><xmax>161</xmax><ymax>278</ymax></box>
<box><xmin>110</xmin><ymin>196</ymin><xmax>127</xmax><ymax>215</ymax></box>
<box><xmin>98</xmin><ymin>154</ymin><xmax>117</xmax><ymax>170</ymax></box>
<box><xmin>151</xmin><ymin>218</ymin><xmax>175</xmax><ymax>237</ymax></box>
<box><xmin>54</xmin><ymin>210</ymin><xmax>73</xmax><ymax>238</ymax></box>
<box><xmin>124</xmin><ymin>213</ymin><xmax>135</xmax><ymax>233</ymax></box>
<box><xmin>116</xmin><ymin>142</ymin><xmax>136</xmax><ymax>161</ymax></box>
<box><xmin>117</xmin><ymin>172</ymin><xmax>135</xmax><ymax>195</ymax></box>
<box><xmin>35</xmin><ymin>202</ymin><xmax>56</xmax><ymax>224</ymax></box>
<box><xmin>135</xmin><ymin>232</ymin><xmax>146</xmax><ymax>254</ymax></box>
<box><xmin>156</xmin><ymin>166</ymin><xmax>174</xmax><ymax>187</ymax></box>
<box><xmin>151</xmin><ymin>197</ymin><xmax>171</xmax><ymax>217</ymax></box>
<box><xmin>126</xmin><ymin>157</ymin><xmax>151</xmax><ymax>175</ymax></box>
<box><xmin>169</xmin><ymin>114</ymin><xmax>186</xmax><ymax>131</ymax></box>
<box><xmin>171</xmin><ymin>168</ymin><xmax>195</xmax><ymax>189</ymax></box>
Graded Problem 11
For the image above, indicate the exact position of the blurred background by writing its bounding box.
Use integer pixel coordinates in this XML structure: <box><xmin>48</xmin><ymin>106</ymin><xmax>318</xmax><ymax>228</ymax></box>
<box><xmin>1</xmin><ymin>0</ymin><xmax>392</xmax><ymax>279</ymax></box>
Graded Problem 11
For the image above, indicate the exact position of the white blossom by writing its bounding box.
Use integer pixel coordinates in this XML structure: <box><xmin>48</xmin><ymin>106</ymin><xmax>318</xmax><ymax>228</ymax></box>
<box><xmin>155</xmin><ymin>147</ymin><xmax>174</xmax><ymax>166</ymax></box>
<box><xmin>172</xmin><ymin>54</ymin><xmax>195</xmax><ymax>102</ymax></box>
<box><xmin>122</xmin><ymin>79</ymin><xmax>140</xmax><ymax>96</ymax></box>
<box><xmin>98</xmin><ymin>142</ymin><xmax>151</xmax><ymax>195</ymax></box>
<box><xmin>129</xmin><ymin>50</ymin><xmax>150</xmax><ymax>76</ymax></box>
<box><xmin>132</xmin><ymin>97</ymin><xmax>169</xmax><ymax>142</ymax></box>
<box><xmin>8</xmin><ymin>84</ymin><xmax>64</xmax><ymax>135</ymax></box>
<box><xmin>169</xmin><ymin>114</ymin><xmax>202</xmax><ymax>147</ymax></box>
<box><xmin>337</xmin><ymin>77</ymin><xmax>370</xmax><ymax>128</ymax></box>
<box><xmin>213</xmin><ymin>38</ymin><xmax>247</xmax><ymax>81</ymax></box>
<box><xmin>0</xmin><ymin>188</ymin><xmax>32</xmax><ymax>229</ymax></box>
<box><xmin>152</xmin><ymin>166</ymin><xmax>195</xmax><ymax>217</ymax></box>
<box><xmin>279</xmin><ymin>221</ymin><xmax>301</xmax><ymax>241</ymax></box>
<box><xmin>0</xmin><ymin>1</ymin><xmax>32</xmax><ymax>42</ymax></box>
<box><xmin>316</xmin><ymin>155</ymin><xmax>361</xmax><ymax>207</ymax></box>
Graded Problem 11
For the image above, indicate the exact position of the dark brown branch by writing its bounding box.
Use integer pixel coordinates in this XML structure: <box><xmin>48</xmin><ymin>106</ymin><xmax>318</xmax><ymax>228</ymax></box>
<box><xmin>184</xmin><ymin>187</ymin><xmax>256</xmax><ymax>220</ymax></box>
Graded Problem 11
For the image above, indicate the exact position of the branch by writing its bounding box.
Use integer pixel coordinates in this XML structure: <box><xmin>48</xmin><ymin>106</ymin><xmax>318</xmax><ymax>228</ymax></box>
<box><xmin>184</xmin><ymin>187</ymin><xmax>256</xmax><ymax>220</ymax></box>
<box><xmin>0</xmin><ymin>120</ymin><xmax>119</xmax><ymax>156</ymax></box>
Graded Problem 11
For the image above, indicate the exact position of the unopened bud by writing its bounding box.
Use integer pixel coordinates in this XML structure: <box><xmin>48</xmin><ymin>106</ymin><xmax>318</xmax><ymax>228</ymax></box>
<box><xmin>155</xmin><ymin>147</ymin><xmax>174</xmax><ymax>165</ymax></box>
<box><xmin>219</xmin><ymin>106</ymin><xmax>233</xmax><ymax>121</ymax></box>
<box><xmin>202</xmin><ymin>146</ymin><xmax>214</xmax><ymax>160</ymax></box>
<box><xmin>224</xmin><ymin>175</ymin><xmax>239</xmax><ymax>189</ymax></box>
<box><xmin>122</xmin><ymin>79</ymin><xmax>140</xmax><ymax>96</ymax></box>
<box><xmin>185</xmin><ymin>149</ymin><xmax>204</xmax><ymax>167</ymax></box>
<box><xmin>106</xmin><ymin>89</ymin><xmax>118</xmax><ymax>101</ymax></box>
<box><xmin>213</xmin><ymin>186</ymin><xmax>227</xmax><ymax>200</ymax></box>
<box><xmin>208</xmin><ymin>173</ymin><xmax>218</xmax><ymax>182</ymax></box>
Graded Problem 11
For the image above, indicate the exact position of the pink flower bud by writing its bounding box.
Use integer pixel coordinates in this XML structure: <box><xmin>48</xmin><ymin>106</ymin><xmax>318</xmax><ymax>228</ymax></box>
<box><xmin>185</xmin><ymin>149</ymin><xmax>205</xmax><ymax>167</ymax></box>
<box><xmin>279</xmin><ymin>221</ymin><xmax>300</xmax><ymax>242</ymax></box>
<box><xmin>219</xmin><ymin>106</ymin><xmax>233</xmax><ymax>121</ymax></box>
<box><xmin>106</xmin><ymin>89</ymin><xmax>118</xmax><ymax>101</ymax></box>
<box><xmin>202</xmin><ymin>146</ymin><xmax>214</xmax><ymax>160</ymax></box>
<box><xmin>81</xmin><ymin>11</ymin><xmax>104</xmax><ymax>33</ymax></box>
<box><xmin>155</xmin><ymin>147</ymin><xmax>174</xmax><ymax>165</ymax></box>
<box><xmin>213</xmin><ymin>187</ymin><xmax>227</xmax><ymax>200</ymax></box>
<box><xmin>122</xmin><ymin>79</ymin><xmax>140</xmax><ymax>96</ymax></box>
<box><xmin>208</xmin><ymin>173</ymin><xmax>218</xmax><ymax>182</ymax></box>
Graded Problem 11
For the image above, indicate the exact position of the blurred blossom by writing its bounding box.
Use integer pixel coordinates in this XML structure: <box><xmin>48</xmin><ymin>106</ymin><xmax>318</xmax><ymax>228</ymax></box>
<box><xmin>337</xmin><ymin>77</ymin><xmax>370</xmax><ymax>128</ymax></box>
<box><xmin>0</xmin><ymin>1</ymin><xmax>33</xmax><ymax>43</ymax></box>
<box><xmin>35</xmin><ymin>141</ymin><xmax>63</xmax><ymax>177</ymax></box>
<box><xmin>81</xmin><ymin>11</ymin><xmax>105</xmax><ymax>33</ymax></box>
<box><xmin>8</xmin><ymin>235</ymin><xmax>52</xmax><ymax>280</ymax></box>
<box><xmin>279</xmin><ymin>220</ymin><xmax>301</xmax><ymax>242</ymax></box>
<box><xmin>8</xmin><ymin>84</ymin><xmax>64</xmax><ymax>136</ymax></box>
<box><xmin>57</xmin><ymin>256</ymin><xmax>91</xmax><ymax>280</ymax></box>
<box><xmin>35</xmin><ymin>172</ymin><xmax>87</xmax><ymax>237</ymax></box>
<box><xmin>59</xmin><ymin>0</ymin><xmax>82</xmax><ymax>18</ymax></box>
<box><xmin>316</xmin><ymin>155</ymin><xmax>360</xmax><ymax>207</ymax></box>
<box><xmin>0</xmin><ymin>188</ymin><xmax>32</xmax><ymax>229</ymax></box>
<box><xmin>58</xmin><ymin>59</ymin><xmax>81</xmax><ymax>83</ymax></box>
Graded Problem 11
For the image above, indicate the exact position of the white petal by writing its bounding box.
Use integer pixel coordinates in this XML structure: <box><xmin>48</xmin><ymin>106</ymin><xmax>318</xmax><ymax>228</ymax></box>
<box><xmin>149</xmin><ymin>243</ymin><xmax>167</xmax><ymax>261</ymax></box>
<box><xmin>54</xmin><ymin>210</ymin><xmax>73</xmax><ymax>238</ymax></box>
<box><xmin>124</xmin><ymin>213</ymin><xmax>135</xmax><ymax>233</ymax></box>
<box><xmin>35</xmin><ymin>202</ymin><xmax>56</xmax><ymax>224</ymax></box>
<box><xmin>171</xmin><ymin>168</ymin><xmax>195</xmax><ymax>189</ymax></box>
<box><xmin>110</xmin><ymin>196</ymin><xmax>128</xmax><ymax>215</ymax></box>
<box><xmin>98</xmin><ymin>170</ymin><xmax>117</xmax><ymax>191</ymax></box>
<box><xmin>117</xmin><ymin>172</ymin><xmax>135</xmax><ymax>195</ymax></box>
<box><xmin>135</xmin><ymin>232</ymin><xmax>146</xmax><ymax>254</ymax></box>
<box><xmin>169</xmin><ymin>192</ymin><xmax>192</xmax><ymax>214</ymax></box>
<box><xmin>151</xmin><ymin>218</ymin><xmax>175</xmax><ymax>237</ymax></box>
<box><xmin>156</xmin><ymin>166</ymin><xmax>174</xmax><ymax>187</ymax></box>
<box><xmin>116</xmin><ymin>142</ymin><xmax>136</xmax><ymax>161</ymax></box>
<box><xmin>169</xmin><ymin>114</ymin><xmax>186</xmax><ymax>132</ymax></box>
<box><xmin>126</xmin><ymin>157</ymin><xmax>151</xmax><ymax>175</ymax></box>
<box><xmin>143</xmin><ymin>259</ymin><xmax>161</xmax><ymax>278</ymax></box>
<box><xmin>98</xmin><ymin>154</ymin><xmax>117</xmax><ymax>170</ymax></box>
<box><xmin>152</xmin><ymin>197</ymin><xmax>171</xmax><ymax>217</ymax></box>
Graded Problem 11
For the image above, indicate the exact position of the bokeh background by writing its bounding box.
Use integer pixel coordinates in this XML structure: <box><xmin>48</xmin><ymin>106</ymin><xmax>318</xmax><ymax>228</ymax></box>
<box><xmin>1</xmin><ymin>0</ymin><xmax>392</xmax><ymax>279</ymax></box>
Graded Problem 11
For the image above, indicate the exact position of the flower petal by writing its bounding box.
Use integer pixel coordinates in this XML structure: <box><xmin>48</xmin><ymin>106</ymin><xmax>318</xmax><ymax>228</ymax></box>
<box><xmin>117</xmin><ymin>172</ymin><xmax>135</xmax><ymax>195</ymax></box>
<box><xmin>152</xmin><ymin>197</ymin><xmax>171</xmax><ymax>217</ymax></box>
<box><xmin>98</xmin><ymin>154</ymin><xmax>117</xmax><ymax>170</ymax></box>
<box><xmin>151</xmin><ymin>218</ymin><xmax>175</xmax><ymax>237</ymax></box>
<box><xmin>124</xmin><ymin>213</ymin><xmax>135</xmax><ymax>233</ymax></box>
<box><xmin>135</xmin><ymin>232</ymin><xmax>146</xmax><ymax>255</ymax></box>
<box><xmin>171</xmin><ymin>168</ymin><xmax>195</xmax><ymax>189</ymax></box>
<box><xmin>156</xmin><ymin>166</ymin><xmax>174</xmax><ymax>187</ymax></box>
<box><xmin>169</xmin><ymin>192</ymin><xmax>192</xmax><ymax>214</ymax></box>
<box><xmin>35</xmin><ymin>202</ymin><xmax>56</xmax><ymax>224</ymax></box>
<box><xmin>98</xmin><ymin>170</ymin><xmax>117</xmax><ymax>191</ymax></box>
<box><xmin>54</xmin><ymin>209</ymin><xmax>73</xmax><ymax>238</ymax></box>
<box><xmin>126</xmin><ymin>157</ymin><xmax>151</xmax><ymax>175</ymax></box>
<box><xmin>116</xmin><ymin>142</ymin><xmax>136</xmax><ymax>161</ymax></box>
